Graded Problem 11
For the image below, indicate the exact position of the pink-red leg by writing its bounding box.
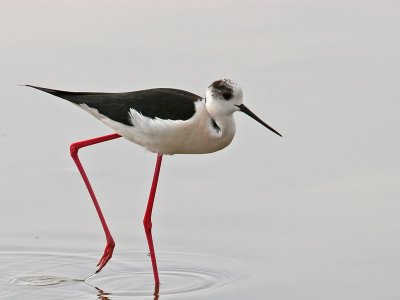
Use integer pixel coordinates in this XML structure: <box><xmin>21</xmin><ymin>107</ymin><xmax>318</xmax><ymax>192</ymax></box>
<box><xmin>143</xmin><ymin>154</ymin><xmax>163</xmax><ymax>284</ymax></box>
<box><xmin>153</xmin><ymin>282</ymin><xmax>160</xmax><ymax>299</ymax></box>
<box><xmin>70</xmin><ymin>133</ymin><xmax>121</xmax><ymax>273</ymax></box>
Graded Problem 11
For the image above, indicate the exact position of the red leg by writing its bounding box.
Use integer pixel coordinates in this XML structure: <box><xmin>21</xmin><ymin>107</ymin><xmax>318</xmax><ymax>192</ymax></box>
<box><xmin>143</xmin><ymin>154</ymin><xmax>163</xmax><ymax>284</ymax></box>
<box><xmin>69</xmin><ymin>133</ymin><xmax>121</xmax><ymax>273</ymax></box>
<box><xmin>153</xmin><ymin>282</ymin><xmax>160</xmax><ymax>299</ymax></box>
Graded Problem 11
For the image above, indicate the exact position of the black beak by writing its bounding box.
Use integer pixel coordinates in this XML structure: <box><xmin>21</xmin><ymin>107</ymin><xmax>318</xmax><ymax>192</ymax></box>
<box><xmin>237</xmin><ymin>104</ymin><xmax>282</xmax><ymax>137</ymax></box>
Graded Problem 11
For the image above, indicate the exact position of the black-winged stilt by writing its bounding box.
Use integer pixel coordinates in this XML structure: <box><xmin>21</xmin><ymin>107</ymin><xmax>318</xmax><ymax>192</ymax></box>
<box><xmin>26</xmin><ymin>79</ymin><xmax>282</xmax><ymax>284</ymax></box>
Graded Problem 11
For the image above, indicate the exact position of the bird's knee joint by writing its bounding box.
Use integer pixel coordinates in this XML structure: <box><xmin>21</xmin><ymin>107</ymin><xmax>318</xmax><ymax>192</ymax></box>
<box><xmin>70</xmin><ymin>143</ymin><xmax>79</xmax><ymax>156</ymax></box>
<box><xmin>143</xmin><ymin>219</ymin><xmax>152</xmax><ymax>230</ymax></box>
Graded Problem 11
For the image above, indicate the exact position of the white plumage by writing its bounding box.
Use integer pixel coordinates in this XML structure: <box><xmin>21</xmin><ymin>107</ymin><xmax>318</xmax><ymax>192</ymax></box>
<box><xmin>78</xmin><ymin>81</ymin><xmax>244</xmax><ymax>154</ymax></box>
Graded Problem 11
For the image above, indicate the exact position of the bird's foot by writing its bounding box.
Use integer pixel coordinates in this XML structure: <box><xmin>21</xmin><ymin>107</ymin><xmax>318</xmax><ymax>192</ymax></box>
<box><xmin>96</xmin><ymin>239</ymin><xmax>115</xmax><ymax>273</ymax></box>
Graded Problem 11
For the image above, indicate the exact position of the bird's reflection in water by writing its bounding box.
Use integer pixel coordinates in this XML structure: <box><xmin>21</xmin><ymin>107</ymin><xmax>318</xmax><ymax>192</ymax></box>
<box><xmin>95</xmin><ymin>287</ymin><xmax>111</xmax><ymax>300</ymax></box>
<box><xmin>87</xmin><ymin>281</ymin><xmax>160</xmax><ymax>300</ymax></box>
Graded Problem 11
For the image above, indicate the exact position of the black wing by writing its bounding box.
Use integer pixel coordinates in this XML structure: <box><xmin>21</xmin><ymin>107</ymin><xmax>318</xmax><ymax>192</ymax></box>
<box><xmin>26</xmin><ymin>85</ymin><xmax>202</xmax><ymax>126</ymax></box>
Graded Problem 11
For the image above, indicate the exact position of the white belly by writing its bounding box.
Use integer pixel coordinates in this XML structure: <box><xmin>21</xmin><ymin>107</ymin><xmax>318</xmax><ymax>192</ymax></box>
<box><xmin>79</xmin><ymin>102</ymin><xmax>236</xmax><ymax>155</ymax></box>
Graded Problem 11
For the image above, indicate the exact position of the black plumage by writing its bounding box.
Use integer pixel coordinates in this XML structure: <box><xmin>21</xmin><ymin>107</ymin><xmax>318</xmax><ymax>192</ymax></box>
<box><xmin>27</xmin><ymin>85</ymin><xmax>202</xmax><ymax>126</ymax></box>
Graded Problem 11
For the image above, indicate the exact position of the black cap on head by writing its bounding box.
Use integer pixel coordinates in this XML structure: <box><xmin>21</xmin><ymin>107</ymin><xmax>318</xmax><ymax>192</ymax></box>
<box><xmin>209</xmin><ymin>79</ymin><xmax>235</xmax><ymax>100</ymax></box>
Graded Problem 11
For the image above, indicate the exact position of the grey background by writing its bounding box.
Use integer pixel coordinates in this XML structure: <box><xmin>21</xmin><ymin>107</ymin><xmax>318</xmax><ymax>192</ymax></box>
<box><xmin>1</xmin><ymin>1</ymin><xmax>399</xmax><ymax>299</ymax></box>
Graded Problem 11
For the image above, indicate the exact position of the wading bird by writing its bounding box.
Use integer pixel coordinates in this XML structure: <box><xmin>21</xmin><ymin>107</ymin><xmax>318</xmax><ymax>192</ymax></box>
<box><xmin>27</xmin><ymin>79</ymin><xmax>281</xmax><ymax>284</ymax></box>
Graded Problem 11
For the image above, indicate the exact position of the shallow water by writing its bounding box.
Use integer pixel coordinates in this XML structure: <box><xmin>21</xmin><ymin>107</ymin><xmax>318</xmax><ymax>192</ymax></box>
<box><xmin>2</xmin><ymin>1</ymin><xmax>400</xmax><ymax>299</ymax></box>
<box><xmin>1</xmin><ymin>250</ymin><xmax>251</xmax><ymax>299</ymax></box>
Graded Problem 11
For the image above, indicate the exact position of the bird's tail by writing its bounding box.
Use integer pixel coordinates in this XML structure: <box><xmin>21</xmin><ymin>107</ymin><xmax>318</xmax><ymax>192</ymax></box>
<box><xmin>24</xmin><ymin>84</ymin><xmax>106</xmax><ymax>104</ymax></box>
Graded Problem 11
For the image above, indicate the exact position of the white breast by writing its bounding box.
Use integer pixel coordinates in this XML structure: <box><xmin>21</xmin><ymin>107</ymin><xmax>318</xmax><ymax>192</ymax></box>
<box><xmin>78</xmin><ymin>101</ymin><xmax>236</xmax><ymax>155</ymax></box>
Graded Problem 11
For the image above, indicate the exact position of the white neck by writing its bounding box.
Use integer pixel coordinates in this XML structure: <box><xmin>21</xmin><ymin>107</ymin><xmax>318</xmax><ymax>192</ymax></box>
<box><xmin>213</xmin><ymin>114</ymin><xmax>236</xmax><ymax>135</ymax></box>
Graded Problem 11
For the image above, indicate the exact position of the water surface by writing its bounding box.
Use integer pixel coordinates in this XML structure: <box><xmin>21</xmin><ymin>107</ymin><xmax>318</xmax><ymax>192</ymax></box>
<box><xmin>1</xmin><ymin>1</ymin><xmax>400</xmax><ymax>299</ymax></box>
<box><xmin>1</xmin><ymin>250</ymin><xmax>251</xmax><ymax>299</ymax></box>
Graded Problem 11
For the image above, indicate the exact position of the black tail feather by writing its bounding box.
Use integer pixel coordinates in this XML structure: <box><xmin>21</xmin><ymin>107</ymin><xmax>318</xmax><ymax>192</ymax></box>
<box><xmin>24</xmin><ymin>84</ymin><xmax>107</xmax><ymax>104</ymax></box>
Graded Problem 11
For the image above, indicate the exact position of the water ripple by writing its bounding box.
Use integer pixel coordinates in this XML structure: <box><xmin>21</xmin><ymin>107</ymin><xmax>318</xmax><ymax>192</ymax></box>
<box><xmin>10</xmin><ymin>274</ymin><xmax>75</xmax><ymax>286</ymax></box>
<box><xmin>0</xmin><ymin>251</ymin><xmax>251</xmax><ymax>299</ymax></box>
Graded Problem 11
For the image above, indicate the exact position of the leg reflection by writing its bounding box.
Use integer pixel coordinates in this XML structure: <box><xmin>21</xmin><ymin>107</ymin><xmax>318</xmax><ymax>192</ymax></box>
<box><xmin>84</xmin><ymin>279</ymin><xmax>161</xmax><ymax>300</ymax></box>
<box><xmin>96</xmin><ymin>288</ymin><xmax>111</xmax><ymax>300</ymax></box>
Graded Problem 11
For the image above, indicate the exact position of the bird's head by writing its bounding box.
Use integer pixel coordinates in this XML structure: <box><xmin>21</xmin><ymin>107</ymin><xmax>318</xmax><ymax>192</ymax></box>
<box><xmin>206</xmin><ymin>79</ymin><xmax>243</xmax><ymax>116</ymax></box>
<box><xmin>205</xmin><ymin>79</ymin><xmax>282</xmax><ymax>137</ymax></box>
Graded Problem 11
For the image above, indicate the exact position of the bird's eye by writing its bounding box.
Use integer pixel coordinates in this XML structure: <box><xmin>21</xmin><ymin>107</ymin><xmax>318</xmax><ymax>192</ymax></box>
<box><xmin>222</xmin><ymin>92</ymin><xmax>232</xmax><ymax>100</ymax></box>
